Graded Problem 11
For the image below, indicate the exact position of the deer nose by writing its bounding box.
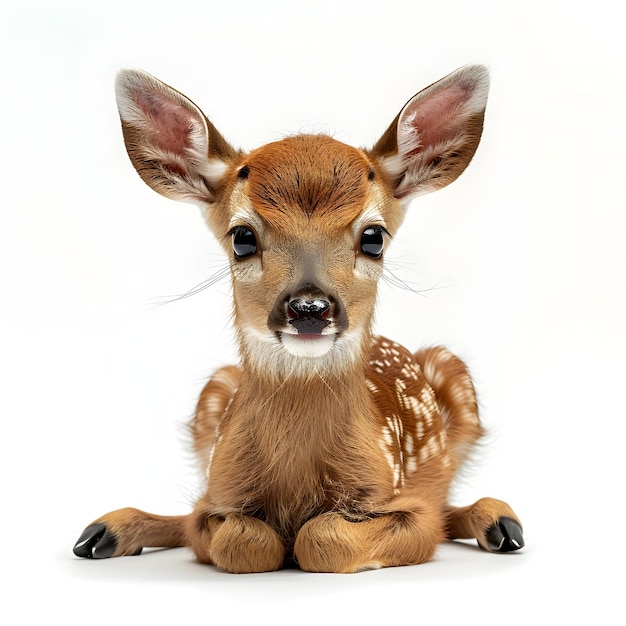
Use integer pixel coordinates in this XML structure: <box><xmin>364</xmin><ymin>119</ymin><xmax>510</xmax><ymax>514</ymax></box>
<box><xmin>287</xmin><ymin>296</ymin><xmax>332</xmax><ymax>334</ymax></box>
<box><xmin>267</xmin><ymin>282</ymin><xmax>348</xmax><ymax>336</ymax></box>
<box><xmin>288</xmin><ymin>298</ymin><xmax>330</xmax><ymax>318</ymax></box>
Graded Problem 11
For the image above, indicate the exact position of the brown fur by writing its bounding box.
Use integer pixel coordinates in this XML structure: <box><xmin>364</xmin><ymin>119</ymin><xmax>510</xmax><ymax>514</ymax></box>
<box><xmin>245</xmin><ymin>135</ymin><xmax>374</xmax><ymax>227</ymax></box>
<box><xmin>73</xmin><ymin>65</ymin><xmax>523</xmax><ymax>572</ymax></box>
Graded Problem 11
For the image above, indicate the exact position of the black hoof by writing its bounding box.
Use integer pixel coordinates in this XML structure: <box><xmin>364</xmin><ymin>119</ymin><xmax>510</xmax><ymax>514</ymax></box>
<box><xmin>73</xmin><ymin>523</ymin><xmax>143</xmax><ymax>559</ymax></box>
<box><xmin>482</xmin><ymin>517</ymin><xmax>524</xmax><ymax>552</ymax></box>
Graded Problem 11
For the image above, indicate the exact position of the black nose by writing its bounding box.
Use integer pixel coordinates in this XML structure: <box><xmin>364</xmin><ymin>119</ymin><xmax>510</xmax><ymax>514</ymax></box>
<box><xmin>287</xmin><ymin>297</ymin><xmax>332</xmax><ymax>334</ymax></box>
<box><xmin>267</xmin><ymin>282</ymin><xmax>348</xmax><ymax>335</ymax></box>
<box><xmin>289</xmin><ymin>298</ymin><xmax>330</xmax><ymax>318</ymax></box>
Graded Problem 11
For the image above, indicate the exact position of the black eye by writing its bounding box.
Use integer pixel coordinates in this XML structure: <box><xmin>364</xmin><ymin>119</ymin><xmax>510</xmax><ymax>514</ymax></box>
<box><xmin>231</xmin><ymin>226</ymin><xmax>258</xmax><ymax>259</ymax></box>
<box><xmin>360</xmin><ymin>226</ymin><xmax>385</xmax><ymax>258</ymax></box>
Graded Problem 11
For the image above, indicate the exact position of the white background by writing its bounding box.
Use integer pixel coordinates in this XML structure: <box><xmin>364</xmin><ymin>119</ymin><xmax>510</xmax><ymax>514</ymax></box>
<box><xmin>1</xmin><ymin>0</ymin><xmax>624</xmax><ymax>623</ymax></box>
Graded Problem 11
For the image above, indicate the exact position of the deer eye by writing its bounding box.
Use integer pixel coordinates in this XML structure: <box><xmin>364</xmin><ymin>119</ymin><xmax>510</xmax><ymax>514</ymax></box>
<box><xmin>231</xmin><ymin>226</ymin><xmax>258</xmax><ymax>259</ymax></box>
<box><xmin>360</xmin><ymin>226</ymin><xmax>386</xmax><ymax>259</ymax></box>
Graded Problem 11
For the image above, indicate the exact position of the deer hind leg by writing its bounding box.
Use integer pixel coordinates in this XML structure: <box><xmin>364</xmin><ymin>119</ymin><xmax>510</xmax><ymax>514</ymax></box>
<box><xmin>191</xmin><ymin>365</ymin><xmax>241</xmax><ymax>467</ymax></box>
<box><xmin>446</xmin><ymin>499</ymin><xmax>524</xmax><ymax>552</ymax></box>
<box><xmin>73</xmin><ymin>508</ymin><xmax>190</xmax><ymax>558</ymax></box>
<box><xmin>188</xmin><ymin>511</ymin><xmax>285</xmax><ymax>573</ymax></box>
<box><xmin>414</xmin><ymin>346</ymin><xmax>484</xmax><ymax>470</ymax></box>
<box><xmin>414</xmin><ymin>348</ymin><xmax>524</xmax><ymax>552</ymax></box>
<box><xmin>294</xmin><ymin>498</ymin><xmax>445</xmax><ymax>573</ymax></box>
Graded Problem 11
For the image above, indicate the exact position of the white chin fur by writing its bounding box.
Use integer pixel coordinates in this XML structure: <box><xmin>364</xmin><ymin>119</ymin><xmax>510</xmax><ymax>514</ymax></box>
<box><xmin>280</xmin><ymin>333</ymin><xmax>336</xmax><ymax>358</ymax></box>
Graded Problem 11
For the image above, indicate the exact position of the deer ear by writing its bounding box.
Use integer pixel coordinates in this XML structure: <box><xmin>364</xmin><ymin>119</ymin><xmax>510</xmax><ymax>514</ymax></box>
<box><xmin>369</xmin><ymin>65</ymin><xmax>489</xmax><ymax>205</ymax></box>
<box><xmin>114</xmin><ymin>69</ymin><xmax>239</xmax><ymax>207</ymax></box>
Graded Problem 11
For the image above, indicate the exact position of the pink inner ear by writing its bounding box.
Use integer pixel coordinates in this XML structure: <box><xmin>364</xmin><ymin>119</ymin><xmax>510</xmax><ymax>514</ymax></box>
<box><xmin>404</xmin><ymin>85</ymin><xmax>468</xmax><ymax>154</ymax></box>
<box><xmin>133</xmin><ymin>88</ymin><xmax>195</xmax><ymax>157</ymax></box>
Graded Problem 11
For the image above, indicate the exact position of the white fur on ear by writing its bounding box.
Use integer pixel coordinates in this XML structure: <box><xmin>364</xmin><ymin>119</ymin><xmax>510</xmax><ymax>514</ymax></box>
<box><xmin>375</xmin><ymin>65</ymin><xmax>490</xmax><ymax>205</ymax></box>
<box><xmin>115</xmin><ymin>69</ymin><xmax>230</xmax><ymax>206</ymax></box>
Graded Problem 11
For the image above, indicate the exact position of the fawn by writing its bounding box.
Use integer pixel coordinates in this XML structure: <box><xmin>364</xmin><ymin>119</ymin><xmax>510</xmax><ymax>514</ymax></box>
<box><xmin>73</xmin><ymin>65</ymin><xmax>523</xmax><ymax>573</ymax></box>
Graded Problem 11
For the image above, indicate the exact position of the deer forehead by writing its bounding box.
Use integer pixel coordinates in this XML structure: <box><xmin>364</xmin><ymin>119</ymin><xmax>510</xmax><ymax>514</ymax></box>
<box><xmin>231</xmin><ymin>135</ymin><xmax>389</xmax><ymax>233</ymax></box>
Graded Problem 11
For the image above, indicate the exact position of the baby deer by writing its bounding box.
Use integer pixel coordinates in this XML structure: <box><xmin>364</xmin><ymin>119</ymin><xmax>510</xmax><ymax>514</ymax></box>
<box><xmin>73</xmin><ymin>65</ymin><xmax>523</xmax><ymax>572</ymax></box>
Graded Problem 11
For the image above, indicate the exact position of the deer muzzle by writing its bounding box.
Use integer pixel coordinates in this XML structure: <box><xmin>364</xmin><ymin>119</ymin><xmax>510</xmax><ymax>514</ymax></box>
<box><xmin>268</xmin><ymin>282</ymin><xmax>347</xmax><ymax>337</ymax></box>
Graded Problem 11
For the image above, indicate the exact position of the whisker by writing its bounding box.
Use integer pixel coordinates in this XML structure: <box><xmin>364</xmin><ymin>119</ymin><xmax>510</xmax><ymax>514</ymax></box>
<box><xmin>382</xmin><ymin>257</ymin><xmax>446</xmax><ymax>296</ymax></box>
<box><xmin>149</xmin><ymin>264</ymin><xmax>231</xmax><ymax>307</ymax></box>
<box><xmin>382</xmin><ymin>269</ymin><xmax>430</xmax><ymax>295</ymax></box>
<box><xmin>314</xmin><ymin>369</ymin><xmax>341</xmax><ymax>405</ymax></box>
<box><xmin>258</xmin><ymin>373</ymin><xmax>293</xmax><ymax>411</ymax></box>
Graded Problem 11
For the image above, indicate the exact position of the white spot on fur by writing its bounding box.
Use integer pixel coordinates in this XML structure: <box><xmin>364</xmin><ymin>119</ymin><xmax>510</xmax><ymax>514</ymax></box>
<box><xmin>406</xmin><ymin>455</ymin><xmax>417</xmax><ymax>475</ymax></box>
<box><xmin>419</xmin><ymin>386</ymin><xmax>438</xmax><ymax>425</ymax></box>
<box><xmin>405</xmin><ymin>432</ymin><xmax>414</xmax><ymax>456</ymax></box>
<box><xmin>205</xmin><ymin>425</ymin><xmax>221</xmax><ymax>482</ymax></box>
<box><xmin>418</xmin><ymin>435</ymin><xmax>439</xmax><ymax>464</ymax></box>
<box><xmin>366</xmin><ymin>379</ymin><xmax>379</xmax><ymax>394</ymax></box>
<box><xmin>379</xmin><ymin>427</ymin><xmax>396</xmax><ymax>474</ymax></box>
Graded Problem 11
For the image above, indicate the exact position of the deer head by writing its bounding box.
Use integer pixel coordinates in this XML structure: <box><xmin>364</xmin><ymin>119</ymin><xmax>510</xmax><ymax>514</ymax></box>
<box><xmin>114</xmin><ymin>66</ymin><xmax>489</xmax><ymax>378</ymax></box>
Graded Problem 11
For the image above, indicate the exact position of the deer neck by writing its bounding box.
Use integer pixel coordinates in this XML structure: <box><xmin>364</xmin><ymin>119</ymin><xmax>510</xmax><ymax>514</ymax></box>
<box><xmin>223</xmin><ymin>329</ymin><xmax>378</xmax><ymax>464</ymax></box>
<box><xmin>236</xmin><ymin>333</ymin><xmax>374</xmax><ymax>438</ymax></box>
<box><xmin>206</xmin><ymin>329</ymin><xmax>393</xmax><ymax>538</ymax></box>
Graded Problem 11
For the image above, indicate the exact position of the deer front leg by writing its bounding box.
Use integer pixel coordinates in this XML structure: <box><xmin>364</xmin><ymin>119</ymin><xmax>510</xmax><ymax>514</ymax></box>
<box><xmin>446</xmin><ymin>498</ymin><xmax>524</xmax><ymax>552</ymax></box>
<box><xmin>294</xmin><ymin>504</ymin><xmax>445</xmax><ymax>573</ymax></box>
<box><xmin>190</xmin><ymin>511</ymin><xmax>285</xmax><ymax>573</ymax></box>
<box><xmin>73</xmin><ymin>508</ymin><xmax>189</xmax><ymax>558</ymax></box>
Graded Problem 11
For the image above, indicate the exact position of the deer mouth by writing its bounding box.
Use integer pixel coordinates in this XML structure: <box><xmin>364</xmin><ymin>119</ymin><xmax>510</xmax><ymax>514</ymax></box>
<box><xmin>277</xmin><ymin>330</ymin><xmax>338</xmax><ymax>358</ymax></box>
